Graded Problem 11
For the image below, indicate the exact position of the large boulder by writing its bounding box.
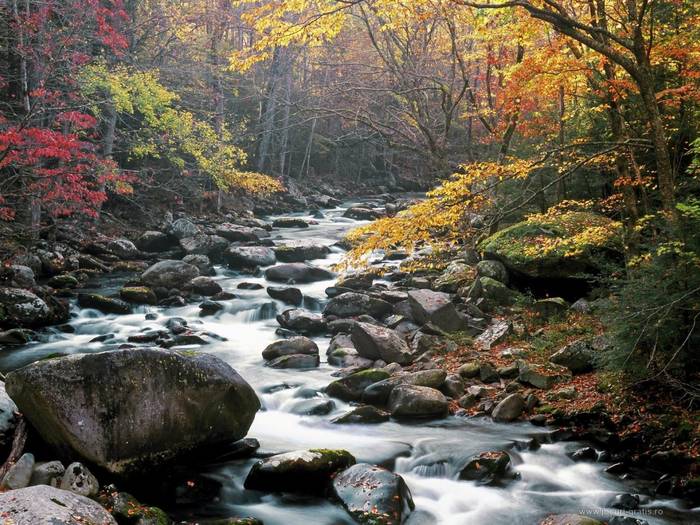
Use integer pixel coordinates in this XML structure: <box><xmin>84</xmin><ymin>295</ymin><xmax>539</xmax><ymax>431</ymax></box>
<box><xmin>5</xmin><ymin>349</ymin><xmax>260</xmax><ymax>476</ymax></box>
<box><xmin>265</xmin><ymin>263</ymin><xmax>335</xmax><ymax>283</ymax></box>
<box><xmin>273</xmin><ymin>241</ymin><xmax>330</xmax><ymax>262</ymax></box>
<box><xmin>0</xmin><ymin>485</ymin><xmax>117</xmax><ymax>525</ymax></box>
<box><xmin>244</xmin><ymin>449</ymin><xmax>355</xmax><ymax>494</ymax></box>
<box><xmin>351</xmin><ymin>322</ymin><xmax>413</xmax><ymax>365</ymax></box>
<box><xmin>324</xmin><ymin>292</ymin><xmax>392</xmax><ymax>319</ymax></box>
<box><xmin>476</xmin><ymin>260</ymin><xmax>508</xmax><ymax>284</ymax></box>
<box><xmin>0</xmin><ymin>287</ymin><xmax>52</xmax><ymax>328</ymax></box>
<box><xmin>407</xmin><ymin>290</ymin><xmax>464</xmax><ymax>332</ymax></box>
<box><xmin>362</xmin><ymin>370</ymin><xmax>447</xmax><ymax>406</ymax></box>
<box><xmin>225</xmin><ymin>246</ymin><xmax>276</xmax><ymax>270</ymax></box>
<box><xmin>491</xmin><ymin>393</ymin><xmax>525</xmax><ymax>422</ymax></box>
<box><xmin>479</xmin><ymin>211</ymin><xmax>622</xmax><ymax>280</ymax></box>
<box><xmin>388</xmin><ymin>385</ymin><xmax>448</xmax><ymax>419</ymax></box>
<box><xmin>105</xmin><ymin>238</ymin><xmax>140</xmax><ymax>260</ymax></box>
<box><xmin>141</xmin><ymin>260</ymin><xmax>199</xmax><ymax>289</ymax></box>
<box><xmin>332</xmin><ymin>463</ymin><xmax>414</xmax><ymax>525</ymax></box>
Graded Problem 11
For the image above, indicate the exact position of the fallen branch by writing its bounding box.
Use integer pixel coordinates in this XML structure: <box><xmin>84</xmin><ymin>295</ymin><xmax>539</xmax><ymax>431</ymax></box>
<box><xmin>0</xmin><ymin>415</ymin><xmax>28</xmax><ymax>484</ymax></box>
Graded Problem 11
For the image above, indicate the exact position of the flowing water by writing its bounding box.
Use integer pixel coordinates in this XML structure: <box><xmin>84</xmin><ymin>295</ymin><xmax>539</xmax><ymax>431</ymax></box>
<box><xmin>0</xmin><ymin>200</ymin><xmax>696</xmax><ymax>525</ymax></box>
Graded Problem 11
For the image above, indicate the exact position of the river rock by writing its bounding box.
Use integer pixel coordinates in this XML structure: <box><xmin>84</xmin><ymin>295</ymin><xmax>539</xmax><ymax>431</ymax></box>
<box><xmin>183</xmin><ymin>254</ymin><xmax>213</xmax><ymax>276</ymax></box>
<box><xmin>549</xmin><ymin>338</ymin><xmax>596</xmax><ymax>374</ymax></box>
<box><xmin>388</xmin><ymin>385</ymin><xmax>448</xmax><ymax>419</ymax></box>
<box><xmin>407</xmin><ymin>290</ymin><xmax>464</xmax><ymax>332</ymax></box>
<box><xmin>5</xmin><ymin>349</ymin><xmax>260</xmax><ymax>476</ymax></box>
<box><xmin>324</xmin><ymin>292</ymin><xmax>392</xmax><ymax>319</ymax></box>
<box><xmin>332</xmin><ymin>463</ymin><xmax>415</xmax><ymax>525</ymax></box>
<box><xmin>29</xmin><ymin>460</ymin><xmax>65</xmax><ymax>487</ymax></box>
<box><xmin>326</xmin><ymin>369</ymin><xmax>391</xmax><ymax>401</ymax></box>
<box><xmin>8</xmin><ymin>265</ymin><xmax>36</xmax><ymax>287</ymax></box>
<box><xmin>0</xmin><ymin>328</ymin><xmax>36</xmax><ymax>345</ymax></box>
<box><xmin>265</xmin><ymin>263</ymin><xmax>335</xmax><ymax>283</ymax></box>
<box><xmin>142</xmin><ymin>260</ymin><xmax>199</xmax><ymax>289</ymax></box>
<box><xmin>1</xmin><ymin>380</ymin><xmax>18</xmax><ymax>448</ymax></box>
<box><xmin>266</xmin><ymin>354</ymin><xmax>320</xmax><ymax>369</ymax></box>
<box><xmin>0</xmin><ymin>485</ymin><xmax>117</xmax><ymax>525</ymax></box>
<box><xmin>272</xmin><ymin>217</ymin><xmax>309</xmax><ymax>228</ymax></box>
<box><xmin>362</xmin><ymin>370</ymin><xmax>447</xmax><ymax>406</ymax></box>
<box><xmin>216</xmin><ymin>223</ymin><xmax>266</xmax><ymax>242</ymax></box>
<box><xmin>225</xmin><ymin>246</ymin><xmax>276</xmax><ymax>269</ymax></box>
<box><xmin>276</xmin><ymin>309</ymin><xmax>326</xmax><ymax>334</ymax></box>
<box><xmin>180</xmin><ymin>234</ymin><xmax>228</xmax><ymax>260</ymax></box>
<box><xmin>59</xmin><ymin>462</ymin><xmax>99</xmax><ymax>497</ymax></box>
<box><xmin>336</xmin><ymin>273</ymin><xmax>375</xmax><ymax>290</ymax></box>
<box><xmin>106</xmin><ymin>238</ymin><xmax>140</xmax><ymax>259</ymax></box>
<box><xmin>244</xmin><ymin>449</ymin><xmax>355</xmax><ymax>494</ymax></box>
<box><xmin>351</xmin><ymin>322</ymin><xmax>412</xmax><ymax>365</ymax></box>
<box><xmin>77</xmin><ymin>293</ymin><xmax>131</xmax><ymax>315</ymax></box>
<box><xmin>0</xmin><ymin>287</ymin><xmax>51</xmax><ymax>328</ymax></box>
<box><xmin>1</xmin><ymin>452</ymin><xmax>35</xmax><ymax>489</ymax></box>
<box><xmin>332</xmin><ymin>405</ymin><xmax>391</xmax><ymax>424</ymax></box>
<box><xmin>185</xmin><ymin>276</ymin><xmax>223</xmax><ymax>296</ymax></box>
<box><xmin>476</xmin><ymin>260</ymin><xmax>508</xmax><ymax>284</ymax></box>
<box><xmin>539</xmin><ymin>515</ymin><xmax>604</xmax><ymax>525</ymax></box>
<box><xmin>267</xmin><ymin>286</ymin><xmax>303</xmax><ymax>306</ymax></box>
<box><xmin>458</xmin><ymin>451</ymin><xmax>513</xmax><ymax>485</ymax></box>
<box><xmin>136</xmin><ymin>230</ymin><xmax>177</xmax><ymax>252</ymax></box>
<box><xmin>262</xmin><ymin>337</ymin><xmax>319</xmax><ymax>360</ymax></box>
<box><xmin>343</xmin><ymin>207</ymin><xmax>382</xmax><ymax>220</ymax></box>
<box><xmin>117</xmin><ymin>287</ymin><xmax>155</xmax><ymax>306</ymax></box>
<box><xmin>491</xmin><ymin>393</ymin><xmax>525</xmax><ymax>422</ymax></box>
<box><xmin>168</xmin><ymin>217</ymin><xmax>200</xmax><ymax>239</ymax></box>
<box><xmin>274</xmin><ymin>241</ymin><xmax>330</xmax><ymax>262</ymax></box>
<box><xmin>48</xmin><ymin>273</ymin><xmax>79</xmax><ymax>289</ymax></box>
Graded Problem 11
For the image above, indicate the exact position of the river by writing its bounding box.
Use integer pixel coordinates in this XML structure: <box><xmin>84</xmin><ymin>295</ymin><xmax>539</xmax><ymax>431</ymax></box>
<box><xmin>0</xmin><ymin>199</ymin><xmax>695</xmax><ymax>525</ymax></box>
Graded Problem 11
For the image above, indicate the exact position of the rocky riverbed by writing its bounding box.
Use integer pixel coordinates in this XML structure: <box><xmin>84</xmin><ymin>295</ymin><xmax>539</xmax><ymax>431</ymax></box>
<box><xmin>0</xmin><ymin>197</ymin><xmax>697</xmax><ymax>525</ymax></box>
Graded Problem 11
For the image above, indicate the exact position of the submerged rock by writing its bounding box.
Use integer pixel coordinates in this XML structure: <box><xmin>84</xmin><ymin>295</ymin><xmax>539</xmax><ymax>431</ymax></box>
<box><xmin>332</xmin><ymin>463</ymin><xmax>415</xmax><ymax>525</ymax></box>
<box><xmin>244</xmin><ymin>449</ymin><xmax>355</xmax><ymax>494</ymax></box>
<box><xmin>265</xmin><ymin>263</ymin><xmax>335</xmax><ymax>283</ymax></box>
<box><xmin>0</xmin><ymin>485</ymin><xmax>117</xmax><ymax>525</ymax></box>
<box><xmin>5</xmin><ymin>349</ymin><xmax>260</xmax><ymax>476</ymax></box>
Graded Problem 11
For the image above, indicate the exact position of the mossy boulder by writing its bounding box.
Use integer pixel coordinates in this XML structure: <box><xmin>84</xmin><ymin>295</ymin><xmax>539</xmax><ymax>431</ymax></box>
<box><xmin>479</xmin><ymin>211</ymin><xmax>622</xmax><ymax>280</ymax></box>
<box><xmin>120</xmin><ymin>286</ymin><xmax>158</xmax><ymax>305</ymax></box>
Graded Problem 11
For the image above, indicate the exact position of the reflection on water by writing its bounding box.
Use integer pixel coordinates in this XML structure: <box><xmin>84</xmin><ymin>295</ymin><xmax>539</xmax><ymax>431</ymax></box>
<box><xmin>0</xmin><ymin>201</ymin><xmax>695</xmax><ymax>524</ymax></box>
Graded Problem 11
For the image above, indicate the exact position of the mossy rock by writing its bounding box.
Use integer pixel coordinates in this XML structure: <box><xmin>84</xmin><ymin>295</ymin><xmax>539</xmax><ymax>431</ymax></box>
<box><xmin>479</xmin><ymin>211</ymin><xmax>622</xmax><ymax>279</ymax></box>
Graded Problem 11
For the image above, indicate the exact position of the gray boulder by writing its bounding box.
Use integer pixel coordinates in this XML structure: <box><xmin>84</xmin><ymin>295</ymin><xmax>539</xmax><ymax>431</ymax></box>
<box><xmin>244</xmin><ymin>449</ymin><xmax>355</xmax><ymax>494</ymax></box>
<box><xmin>105</xmin><ymin>238</ymin><xmax>140</xmax><ymax>259</ymax></box>
<box><xmin>0</xmin><ymin>485</ymin><xmax>117</xmax><ymax>525</ymax></box>
<box><xmin>1</xmin><ymin>380</ymin><xmax>18</xmax><ymax>448</ymax></box>
<box><xmin>168</xmin><ymin>217</ymin><xmax>199</xmax><ymax>239</ymax></box>
<box><xmin>272</xmin><ymin>217</ymin><xmax>309</xmax><ymax>228</ymax></box>
<box><xmin>550</xmin><ymin>338</ymin><xmax>596</xmax><ymax>374</ymax></box>
<box><xmin>407</xmin><ymin>290</ymin><xmax>464</xmax><ymax>332</ymax></box>
<box><xmin>326</xmin><ymin>369</ymin><xmax>391</xmax><ymax>401</ymax></box>
<box><xmin>362</xmin><ymin>369</ymin><xmax>447</xmax><ymax>406</ymax></box>
<box><xmin>476</xmin><ymin>260</ymin><xmax>508</xmax><ymax>284</ymax></box>
<box><xmin>0</xmin><ymin>452</ymin><xmax>34</xmax><ymax>489</ymax></box>
<box><xmin>324</xmin><ymin>292</ymin><xmax>392</xmax><ymax>319</ymax></box>
<box><xmin>332</xmin><ymin>405</ymin><xmax>390</xmax><ymax>424</ymax></box>
<box><xmin>276</xmin><ymin>309</ymin><xmax>326</xmax><ymax>334</ymax></box>
<box><xmin>0</xmin><ymin>287</ymin><xmax>51</xmax><ymax>328</ymax></box>
<box><xmin>216</xmin><ymin>223</ymin><xmax>266</xmax><ymax>242</ymax></box>
<box><xmin>225</xmin><ymin>246</ymin><xmax>276</xmax><ymax>269</ymax></box>
<box><xmin>59</xmin><ymin>462</ymin><xmax>99</xmax><ymax>498</ymax></box>
<box><xmin>9</xmin><ymin>265</ymin><xmax>36</xmax><ymax>287</ymax></box>
<box><xmin>491</xmin><ymin>393</ymin><xmax>525</xmax><ymax>422</ymax></box>
<box><xmin>388</xmin><ymin>385</ymin><xmax>448</xmax><ymax>419</ymax></box>
<box><xmin>459</xmin><ymin>451</ymin><xmax>514</xmax><ymax>485</ymax></box>
<box><xmin>141</xmin><ymin>260</ymin><xmax>199</xmax><ymax>289</ymax></box>
<box><xmin>344</xmin><ymin>207</ymin><xmax>381</xmax><ymax>220</ymax></box>
<box><xmin>5</xmin><ymin>349</ymin><xmax>259</xmax><ymax>476</ymax></box>
<box><xmin>332</xmin><ymin>463</ymin><xmax>414</xmax><ymax>525</ymax></box>
<box><xmin>185</xmin><ymin>276</ymin><xmax>223</xmax><ymax>296</ymax></box>
<box><xmin>180</xmin><ymin>234</ymin><xmax>228</xmax><ymax>260</ymax></box>
<box><xmin>182</xmin><ymin>254</ymin><xmax>213</xmax><ymax>276</ymax></box>
<box><xmin>265</xmin><ymin>263</ymin><xmax>335</xmax><ymax>283</ymax></box>
<box><xmin>351</xmin><ymin>322</ymin><xmax>412</xmax><ymax>365</ymax></box>
<box><xmin>266</xmin><ymin>354</ymin><xmax>320</xmax><ymax>369</ymax></box>
<box><xmin>29</xmin><ymin>460</ymin><xmax>64</xmax><ymax>487</ymax></box>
